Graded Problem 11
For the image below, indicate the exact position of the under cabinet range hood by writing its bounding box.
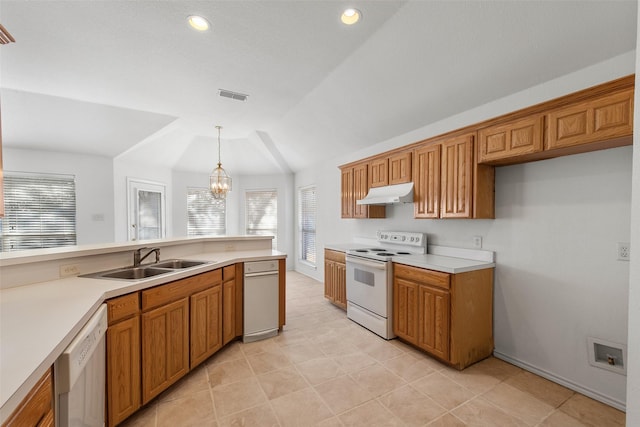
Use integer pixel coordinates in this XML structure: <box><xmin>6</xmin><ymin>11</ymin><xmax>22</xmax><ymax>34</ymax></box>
<box><xmin>356</xmin><ymin>182</ymin><xmax>414</xmax><ymax>205</ymax></box>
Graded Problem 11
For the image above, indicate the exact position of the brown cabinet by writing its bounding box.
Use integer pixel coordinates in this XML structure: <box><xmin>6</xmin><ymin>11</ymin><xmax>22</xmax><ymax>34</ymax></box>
<box><xmin>2</xmin><ymin>368</ymin><xmax>53</xmax><ymax>427</ymax></box>
<box><xmin>413</xmin><ymin>133</ymin><xmax>492</xmax><ymax>219</ymax></box>
<box><xmin>340</xmin><ymin>162</ymin><xmax>385</xmax><ymax>219</ymax></box>
<box><xmin>369</xmin><ymin>151</ymin><xmax>412</xmax><ymax>188</ymax></box>
<box><xmin>106</xmin><ymin>293</ymin><xmax>141</xmax><ymax>427</ymax></box>
<box><xmin>393</xmin><ymin>263</ymin><xmax>494</xmax><ymax>370</ymax></box>
<box><xmin>141</xmin><ymin>297</ymin><xmax>189</xmax><ymax>404</ymax></box>
<box><xmin>324</xmin><ymin>249</ymin><xmax>347</xmax><ymax>310</ymax></box>
<box><xmin>478</xmin><ymin>115</ymin><xmax>545</xmax><ymax>164</ymax></box>
<box><xmin>222</xmin><ymin>265</ymin><xmax>236</xmax><ymax>346</ymax></box>
<box><xmin>190</xmin><ymin>285</ymin><xmax>222</xmax><ymax>368</ymax></box>
<box><xmin>547</xmin><ymin>88</ymin><xmax>633</xmax><ymax>151</ymax></box>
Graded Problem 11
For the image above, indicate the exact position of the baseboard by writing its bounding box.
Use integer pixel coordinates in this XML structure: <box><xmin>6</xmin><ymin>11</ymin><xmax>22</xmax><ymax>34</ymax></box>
<box><xmin>493</xmin><ymin>351</ymin><xmax>626</xmax><ymax>412</ymax></box>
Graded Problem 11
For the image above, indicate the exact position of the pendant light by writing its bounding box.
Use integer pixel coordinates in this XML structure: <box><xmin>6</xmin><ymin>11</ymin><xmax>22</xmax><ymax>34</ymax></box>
<box><xmin>210</xmin><ymin>125</ymin><xmax>232</xmax><ymax>199</ymax></box>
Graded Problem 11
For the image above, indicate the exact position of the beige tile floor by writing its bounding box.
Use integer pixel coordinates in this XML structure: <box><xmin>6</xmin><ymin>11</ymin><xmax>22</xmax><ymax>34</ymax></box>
<box><xmin>121</xmin><ymin>271</ymin><xmax>626</xmax><ymax>427</ymax></box>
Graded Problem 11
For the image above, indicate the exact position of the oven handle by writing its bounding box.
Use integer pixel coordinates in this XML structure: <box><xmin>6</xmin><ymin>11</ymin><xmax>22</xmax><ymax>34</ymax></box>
<box><xmin>346</xmin><ymin>255</ymin><xmax>387</xmax><ymax>270</ymax></box>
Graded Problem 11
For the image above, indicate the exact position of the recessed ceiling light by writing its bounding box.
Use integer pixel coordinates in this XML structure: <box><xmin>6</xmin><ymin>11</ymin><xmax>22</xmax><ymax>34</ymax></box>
<box><xmin>188</xmin><ymin>15</ymin><xmax>210</xmax><ymax>31</ymax></box>
<box><xmin>341</xmin><ymin>8</ymin><xmax>361</xmax><ymax>25</ymax></box>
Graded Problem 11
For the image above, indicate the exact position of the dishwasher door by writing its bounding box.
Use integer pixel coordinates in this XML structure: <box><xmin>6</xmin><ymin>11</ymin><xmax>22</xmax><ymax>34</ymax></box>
<box><xmin>244</xmin><ymin>260</ymin><xmax>279</xmax><ymax>343</ymax></box>
<box><xmin>55</xmin><ymin>304</ymin><xmax>107</xmax><ymax>427</ymax></box>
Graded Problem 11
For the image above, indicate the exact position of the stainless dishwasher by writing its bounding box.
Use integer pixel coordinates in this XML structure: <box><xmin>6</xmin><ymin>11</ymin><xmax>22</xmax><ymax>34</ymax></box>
<box><xmin>244</xmin><ymin>260</ymin><xmax>279</xmax><ymax>343</ymax></box>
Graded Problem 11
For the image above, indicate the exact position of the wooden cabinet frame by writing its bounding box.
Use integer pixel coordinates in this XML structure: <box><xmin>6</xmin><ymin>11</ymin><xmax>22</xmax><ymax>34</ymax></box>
<box><xmin>324</xmin><ymin>249</ymin><xmax>347</xmax><ymax>310</ymax></box>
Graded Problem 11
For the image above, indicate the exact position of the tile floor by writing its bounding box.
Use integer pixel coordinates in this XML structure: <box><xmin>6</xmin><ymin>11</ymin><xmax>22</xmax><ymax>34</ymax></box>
<box><xmin>121</xmin><ymin>271</ymin><xmax>626</xmax><ymax>427</ymax></box>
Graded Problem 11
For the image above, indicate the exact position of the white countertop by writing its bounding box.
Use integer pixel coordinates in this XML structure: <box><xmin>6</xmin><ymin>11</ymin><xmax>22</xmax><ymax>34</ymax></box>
<box><xmin>324</xmin><ymin>243</ymin><xmax>495</xmax><ymax>274</ymax></box>
<box><xmin>0</xmin><ymin>248</ymin><xmax>285</xmax><ymax>422</ymax></box>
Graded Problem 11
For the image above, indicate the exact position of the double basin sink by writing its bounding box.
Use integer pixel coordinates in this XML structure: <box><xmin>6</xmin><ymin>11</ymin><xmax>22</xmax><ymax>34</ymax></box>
<box><xmin>82</xmin><ymin>259</ymin><xmax>212</xmax><ymax>281</ymax></box>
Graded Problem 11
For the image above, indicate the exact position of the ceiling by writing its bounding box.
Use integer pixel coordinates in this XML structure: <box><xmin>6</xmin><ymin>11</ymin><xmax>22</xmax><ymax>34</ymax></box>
<box><xmin>0</xmin><ymin>1</ymin><xmax>637</xmax><ymax>176</ymax></box>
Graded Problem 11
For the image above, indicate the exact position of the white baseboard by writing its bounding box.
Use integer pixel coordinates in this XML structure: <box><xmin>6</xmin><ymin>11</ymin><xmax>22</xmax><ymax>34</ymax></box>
<box><xmin>493</xmin><ymin>351</ymin><xmax>626</xmax><ymax>412</ymax></box>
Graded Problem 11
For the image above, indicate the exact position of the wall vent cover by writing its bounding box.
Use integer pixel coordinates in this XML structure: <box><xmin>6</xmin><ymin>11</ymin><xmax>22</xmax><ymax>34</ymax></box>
<box><xmin>218</xmin><ymin>89</ymin><xmax>249</xmax><ymax>101</ymax></box>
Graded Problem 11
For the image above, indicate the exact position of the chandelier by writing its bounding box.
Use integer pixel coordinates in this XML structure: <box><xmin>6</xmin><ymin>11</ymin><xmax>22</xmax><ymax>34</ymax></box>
<box><xmin>210</xmin><ymin>125</ymin><xmax>232</xmax><ymax>199</ymax></box>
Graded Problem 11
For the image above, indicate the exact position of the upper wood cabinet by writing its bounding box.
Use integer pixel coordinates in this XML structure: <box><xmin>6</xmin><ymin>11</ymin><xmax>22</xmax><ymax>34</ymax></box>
<box><xmin>547</xmin><ymin>88</ymin><xmax>633</xmax><ymax>151</ymax></box>
<box><xmin>340</xmin><ymin>162</ymin><xmax>385</xmax><ymax>219</ymax></box>
<box><xmin>414</xmin><ymin>134</ymin><xmax>493</xmax><ymax>219</ymax></box>
<box><xmin>369</xmin><ymin>151</ymin><xmax>412</xmax><ymax>188</ymax></box>
<box><xmin>478</xmin><ymin>115</ymin><xmax>545</xmax><ymax>164</ymax></box>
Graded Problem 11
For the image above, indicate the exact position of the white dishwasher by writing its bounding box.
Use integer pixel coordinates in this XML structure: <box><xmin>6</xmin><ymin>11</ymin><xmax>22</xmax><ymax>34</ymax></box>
<box><xmin>244</xmin><ymin>260</ymin><xmax>279</xmax><ymax>343</ymax></box>
<box><xmin>55</xmin><ymin>304</ymin><xmax>107</xmax><ymax>427</ymax></box>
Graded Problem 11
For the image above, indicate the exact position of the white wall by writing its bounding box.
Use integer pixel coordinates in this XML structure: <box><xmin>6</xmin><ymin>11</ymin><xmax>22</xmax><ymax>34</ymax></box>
<box><xmin>2</xmin><ymin>147</ymin><xmax>115</xmax><ymax>245</ymax></box>
<box><xmin>625</xmin><ymin>7</ymin><xmax>640</xmax><ymax>425</ymax></box>
<box><xmin>295</xmin><ymin>52</ymin><xmax>635</xmax><ymax>409</ymax></box>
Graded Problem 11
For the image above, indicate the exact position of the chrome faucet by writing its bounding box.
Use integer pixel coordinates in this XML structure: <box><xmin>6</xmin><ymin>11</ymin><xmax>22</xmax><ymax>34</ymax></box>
<box><xmin>133</xmin><ymin>247</ymin><xmax>160</xmax><ymax>267</ymax></box>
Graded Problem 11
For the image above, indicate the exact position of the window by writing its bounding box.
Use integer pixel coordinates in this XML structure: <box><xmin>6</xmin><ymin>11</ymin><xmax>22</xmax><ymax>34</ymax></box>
<box><xmin>299</xmin><ymin>185</ymin><xmax>317</xmax><ymax>266</ymax></box>
<box><xmin>187</xmin><ymin>187</ymin><xmax>226</xmax><ymax>236</ymax></box>
<box><xmin>0</xmin><ymin>172</ymin><xmax>76</xmax><ymax>252</ymax></box>
<box><xmin>245</xmin><ymin>189</ymin><xmax>277</xmax><ymax>249</ymax></box>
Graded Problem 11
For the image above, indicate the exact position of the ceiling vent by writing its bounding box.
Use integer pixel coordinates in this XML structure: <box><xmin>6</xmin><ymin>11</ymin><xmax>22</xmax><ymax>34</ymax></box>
<box><xmin>218</xmin><ymin>89</ymin><xmax>249</xmax><ymax>102</ymax></box>
<box><xmin>0</xmin><ymin>24</ymin><xmax>15</xmax><ymax>45</ymax></box>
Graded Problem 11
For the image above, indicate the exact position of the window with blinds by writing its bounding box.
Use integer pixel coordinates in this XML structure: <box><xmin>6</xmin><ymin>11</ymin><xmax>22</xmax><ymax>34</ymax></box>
<box><xmin>299</xmin><ymin>185</ymin><xmax>317</xmax><ymax>265</ymax></box>
<box><xmin>187</xmin><ymin>187</ymin><xmax>226</xmax><ymax>236</ymax></box>
<box><xmin>0</xmin><ymin>172</ymin><xmax>77</xmax><ymax>252</ymax></box>
<box><xmin>245</xmin><ymin>189</ymin><xmax>277</xmax><ymax>249</ymax></box>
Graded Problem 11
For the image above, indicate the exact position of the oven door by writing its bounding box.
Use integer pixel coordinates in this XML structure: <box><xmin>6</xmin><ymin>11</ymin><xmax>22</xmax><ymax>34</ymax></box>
<box><xmin>345</xmin><ymin>255</ymin><xmax>391</xmax><ymax>317</ymax></box>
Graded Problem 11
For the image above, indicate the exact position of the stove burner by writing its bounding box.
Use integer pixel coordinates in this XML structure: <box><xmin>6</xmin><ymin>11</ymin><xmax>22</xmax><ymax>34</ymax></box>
<box><xmin>375</xmin><ymin>252</ymin><xmax>395</xmax><ymax>256</ymax></box>
<box><xmin>354</xmin><ymin>249</ymin><xmax>369</xmax><ymax>252</ymax></box>
<box><xmin>396</xmin><ymin>252</ymin><xmax>411</xmax><ymax>255</ymax></box>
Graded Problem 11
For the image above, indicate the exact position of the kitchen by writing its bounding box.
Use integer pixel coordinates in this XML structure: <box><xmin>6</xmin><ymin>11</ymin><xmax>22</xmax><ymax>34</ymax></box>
<box><xmin>0</xmin><ymin>1</ymin><xmax>639</xmax><ymax>426</ymax></box>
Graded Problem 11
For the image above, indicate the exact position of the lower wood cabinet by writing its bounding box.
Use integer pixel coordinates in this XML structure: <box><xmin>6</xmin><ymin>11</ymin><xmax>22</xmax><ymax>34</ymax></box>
<box><xmin>142</xmin><ymin>297</ymin><xmax>190</xmax><ymax>404</ymax></box>
<box><xmin>393</xmin><ymin>263</ymin><xmax>493</xmax><ymax>370</ymax></box>
<box><xmin>1</xmin><ymin>368</ymin><xmax>53</xmax><ymax>427</ymax></box>
<box><xmin>222</xmin><ymin>265</ymin><xmax>236</xmax><ymax>346</ymax></box>
<box><xmin>324</xmin><ymin>249</ymin><xmax>347</xmax><ymax>310</ymax></box>
<box><xmin>190</xmin><ymin>285</ymin><xmax>222</xmax><ymax>369</ymax></box>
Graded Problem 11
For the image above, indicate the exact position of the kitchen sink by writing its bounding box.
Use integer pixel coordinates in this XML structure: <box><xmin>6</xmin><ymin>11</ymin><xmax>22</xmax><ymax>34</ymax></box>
<box><xmin>81</xmin><ymin>259</ymin><xmax>212</xmax><ymax>281</ymax></box>
<box><xmin>151</xmin><ymin>259</ymin><xmax>208</xmax><ymax>269</ymax></box>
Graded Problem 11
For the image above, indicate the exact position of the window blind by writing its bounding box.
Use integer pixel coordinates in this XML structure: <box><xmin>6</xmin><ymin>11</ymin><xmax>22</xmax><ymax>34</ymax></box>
<box><xmin>245</xmin><ymin>189</ymin><xmax>277</xmax><ymax>249</ymax></box>
<box><xmin>0</xmin><ymin>172</ymin><xmax>76</xmax><ymax>252</ymax></box>
<box><xmin>187</xmin><ymin>187</ymin><xmax>226</xmax><ymax>236</ymax></box>
<box><xmin>299</xmin><ymin>186</ymin><xmax>317</xmax><ymax>265</ymax></box>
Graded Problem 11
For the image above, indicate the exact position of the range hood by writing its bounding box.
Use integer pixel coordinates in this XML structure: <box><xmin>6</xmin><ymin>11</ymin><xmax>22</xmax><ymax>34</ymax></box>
<box><xmin>356</xmin><ymin>182</ymin><xmax>414</xmax><ymax>205</ymax></box>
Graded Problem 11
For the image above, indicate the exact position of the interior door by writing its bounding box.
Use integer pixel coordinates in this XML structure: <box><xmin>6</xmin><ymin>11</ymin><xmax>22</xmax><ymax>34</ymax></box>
<box><xmin>127</xmin><ymin>178</ymin><xmax>166</xmax><ymax>241</ymax></box>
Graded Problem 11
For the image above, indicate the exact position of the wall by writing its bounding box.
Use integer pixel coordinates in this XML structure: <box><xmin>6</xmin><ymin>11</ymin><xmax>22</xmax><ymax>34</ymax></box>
<box><xmin>625</xmin><ymin>7</ymin><xmax>640</xmax><ymax>425</ymax></box>
<box><xmin>2</xmin><ymin>147</ymin><xmax>115</xmax><ymax>245</ymax></box>
<box><xmin>295</xmin><ymin>52</ymin><xmax>635</xmax><ymax>409</ymax></box>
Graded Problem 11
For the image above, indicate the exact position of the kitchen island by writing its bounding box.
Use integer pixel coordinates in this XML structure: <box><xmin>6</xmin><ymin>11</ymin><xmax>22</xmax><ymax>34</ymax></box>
<box><xmin>0</xmin><ymin>235</ymin><xmax>286</xmax><ymax>425</ymax></box>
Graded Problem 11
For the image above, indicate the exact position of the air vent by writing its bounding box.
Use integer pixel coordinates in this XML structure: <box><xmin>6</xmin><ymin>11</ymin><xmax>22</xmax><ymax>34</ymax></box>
<box><xmin>218</xmin><ymin>89</ymin><xmax>249</xmax><ymax>102</ymax></box>
<box><xmin>0</xmin><ymin>24</ymin><xmax>15</xmax><ymax>45</ymax></box>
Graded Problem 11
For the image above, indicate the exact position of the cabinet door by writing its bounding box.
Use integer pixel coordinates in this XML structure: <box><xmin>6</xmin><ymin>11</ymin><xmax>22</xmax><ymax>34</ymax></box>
<box><xmin>440</xmin><ymin>134</ymin><xmax>474</xmax><ymax>218</ymax></box>
<box><xmin>222</xmin><ymin>278</ymin><xmax>236</xmax><ymax>346</ymax></box>
<box><xmin>324</xmin><ymin>259</ymin><xmax>336</xmax><ymax>302</ymax></box>
<box><xmin>393</xmin><ymin>277</ymin><xmax>419</xmax><ymax>344</ymax></box>
<box><xmin>352</xmin><ymin>163</ymin><xmax>369</xmax><ymax>218</ymax></box>
<box><xmin>340</xmin><ymin>167</ymin><xmax>353</xmax><ymax>218</ymax></box>
<box><xmin>369</xmin><ymin>157</ymin><xmax>388</xmax><ymax>188</ymax></box>
<box><xmin>142</xmin><ymin>298</ymin><xmax>189</xmax><ymax>404</ymax></box>
<box><xmin>191</xmin><ymin>285</ymin><xmax>223</xmax><ymax>368</ymax></box>
<box><xmin>107</xmin><ymin>316</ymin><xmax>141</xmax><ymax>427</ymax></box>
<box><xmin>417</xmin><ymin>285</ymin><xmax>450</xmax><ymax>361</ymax></box>
<box><xmin>334</xmin><ymin>262</ymin><xmax>347</xmax><ymax>309</ymax></box>
<box><xmin>2</xmin><ymin>369</ymin><xmax>53</xmax><ymax>427</ymax></box>
<box><xmin>413</xmin><ymin>144</ymin><xmax>441</xmax><ymax>218</ymax></box>
<box><xmin>389</xmin><ymin>151</ymin><xmax>412</xmax><ymax>185</ymax></box>
<box><xmin>547</xmin><ymin>88</ymin><xmax>633</xmax><ymax>151</ymax></box>
<box><xmin>478</xmin><ymin>115</ymin><xmax>544</xmax><ymax>163</ymax></box>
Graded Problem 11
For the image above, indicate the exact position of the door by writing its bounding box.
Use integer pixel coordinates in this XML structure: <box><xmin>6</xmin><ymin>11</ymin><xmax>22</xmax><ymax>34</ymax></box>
<box><xmin>127</xmin><ymin>178</ymin><xmax>166</xmax><ymax>241</ymax></box>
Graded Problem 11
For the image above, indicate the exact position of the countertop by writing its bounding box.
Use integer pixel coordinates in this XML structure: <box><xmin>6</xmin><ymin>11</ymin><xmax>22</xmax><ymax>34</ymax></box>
<box><xmin>324</xmin><ymin>243</ymin><xmax>495</xmax><ymax>274</ymax></box>
<box><xmin>0</xmin><ymin>248</ymin><xmax>285</xmax><ymax>421</ymax></box>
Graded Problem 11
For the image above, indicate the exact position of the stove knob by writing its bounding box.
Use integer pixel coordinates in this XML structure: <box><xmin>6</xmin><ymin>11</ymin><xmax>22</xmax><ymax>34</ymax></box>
<box><xmin>401</xmin><ymin>236</ymin><xmax>406</xmax><ymax>241</ymax></box>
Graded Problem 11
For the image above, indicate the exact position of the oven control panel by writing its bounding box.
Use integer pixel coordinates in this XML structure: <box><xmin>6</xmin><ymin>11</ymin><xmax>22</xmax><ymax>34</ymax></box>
<box><xmin>377</xmin><ymin>231</ymin><xmax>426</xmax><ymax>247</ymax></box>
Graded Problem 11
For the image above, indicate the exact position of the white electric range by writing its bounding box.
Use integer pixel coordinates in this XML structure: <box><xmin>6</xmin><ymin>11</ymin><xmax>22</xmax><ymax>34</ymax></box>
<box><xmin>345</xmin><ymin>231</ymin><xmax>426</xmax><ymax>339</ymax></box>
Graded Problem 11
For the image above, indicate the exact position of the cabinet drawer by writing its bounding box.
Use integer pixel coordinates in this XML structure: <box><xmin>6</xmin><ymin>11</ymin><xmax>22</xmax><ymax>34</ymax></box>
<box><xmin>394</xmin><ymin>263</ymin><xmax>450</xmax><ymax>290</ymax></box>
<box><xmin>142</xmin><ymin>269</ymin><xmax>222</xmax><ymax>311</ymax></box>
<box><xmin>223</xmin><ymin>265</ymin><xmax>235</xmax><ymax>280</ymax></box>
<box><xmin>324</xmin><ymin>249</ymin><xmax>346</xmax><ymax>264</ymax></box>
<box><xmin>107</xmin><ymin>293</ymin><xmax>140</xmax><ymax>324</ymax></box>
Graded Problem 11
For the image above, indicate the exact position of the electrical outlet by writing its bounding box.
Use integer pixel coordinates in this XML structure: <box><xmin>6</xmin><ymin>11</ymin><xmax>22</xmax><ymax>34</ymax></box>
<box><xmin>617</xmin><ymin>242</ymin><xmax>630</xmax><ymax>261</ymax></box>
<box><xmin>60</xmin><ymin>264</ymin><xmax>80</xmax><ymax>278</ymax></box>
<box><xmin>472</xmin><ymin>236</ymin><xmax>483</xmax><ymax>249</ymax></box>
